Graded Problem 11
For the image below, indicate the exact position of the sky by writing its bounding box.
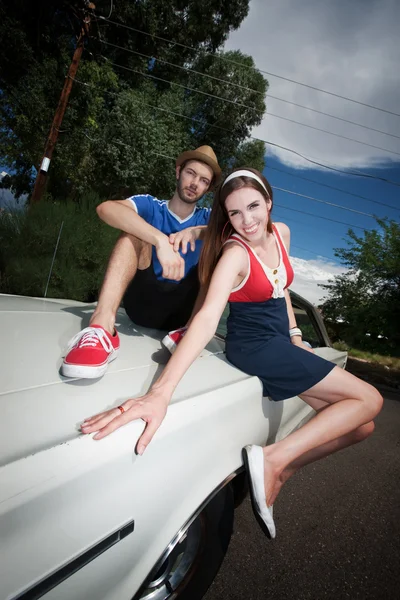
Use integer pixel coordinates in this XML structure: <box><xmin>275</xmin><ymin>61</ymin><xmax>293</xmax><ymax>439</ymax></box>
<box><xmin>2</xmin><ymin>0</ymin><xmax>399</xmax><ymax>305</ymax></box>
<box><xmin>0</xmin><ymin>172</ymin><xmax>27</xmax><ymax>209</ymax></box>
<box><xmin>225</xmin><ymin>0</ymin><xmax>400</xmax><ymax>304</ymax></box>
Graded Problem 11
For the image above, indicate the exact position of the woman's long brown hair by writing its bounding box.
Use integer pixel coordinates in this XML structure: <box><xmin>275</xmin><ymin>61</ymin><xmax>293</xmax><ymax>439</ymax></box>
<box><xmin>198</xmin><ymin>167</ymin><xmax>274</xmax><ymax>287</ymax></box>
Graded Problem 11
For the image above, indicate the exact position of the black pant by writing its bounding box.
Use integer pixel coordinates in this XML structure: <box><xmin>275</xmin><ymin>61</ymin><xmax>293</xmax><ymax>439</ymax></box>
<box><xmin>123</xmin><ymin>264</ymin><xmax>200</xmax><ymax>330</ymax></box>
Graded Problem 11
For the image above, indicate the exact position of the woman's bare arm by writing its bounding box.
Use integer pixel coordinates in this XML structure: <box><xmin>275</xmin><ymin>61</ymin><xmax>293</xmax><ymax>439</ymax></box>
<box><xmin>152</xmin><ymin>244</ymin><xmax>246</xmax><ymax>395</ymax></box>
<box><xmin>276</xmin><ymin>222</ymin><xmax>314</xmax><ymax>352</ymax></box>
<box><xmin>81</xmin><ymin>244</ymin><xmax>248</xmax><ymax>449</ymax></box>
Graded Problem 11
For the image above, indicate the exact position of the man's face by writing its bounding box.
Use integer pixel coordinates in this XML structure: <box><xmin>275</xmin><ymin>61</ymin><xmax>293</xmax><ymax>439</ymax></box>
<box><xmin>176</xmin><ymin>160</ymin><xmax>213</xmax><ymax>205</ymax></box>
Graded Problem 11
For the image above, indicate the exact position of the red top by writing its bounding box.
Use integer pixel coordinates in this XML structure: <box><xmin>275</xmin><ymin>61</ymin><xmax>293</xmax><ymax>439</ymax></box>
<box><xmin>226</xmin><ymin>224</ymin><xmax>294</xmax><ymax>303</ymax></box>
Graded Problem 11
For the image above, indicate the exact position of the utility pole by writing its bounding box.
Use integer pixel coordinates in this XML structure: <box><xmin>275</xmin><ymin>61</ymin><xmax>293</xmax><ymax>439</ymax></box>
<box><xmin>30</xmin><ymin>3</ymin><xmax>95</xmax><ymax>204</ymax></box>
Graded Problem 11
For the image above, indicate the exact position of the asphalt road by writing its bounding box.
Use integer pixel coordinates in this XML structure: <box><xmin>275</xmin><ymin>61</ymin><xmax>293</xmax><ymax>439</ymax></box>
<box><xmin>204</xmin><ymin>391</ymin><xmax>400</xmax><ymax>600</ymax></box>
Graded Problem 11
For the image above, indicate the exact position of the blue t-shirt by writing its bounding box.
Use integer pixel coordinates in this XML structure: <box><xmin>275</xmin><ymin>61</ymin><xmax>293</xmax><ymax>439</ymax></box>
<box><xmin>128</xmin><ymin>194</ymin><xmax>211</xmax><ymax>282</ymax></box>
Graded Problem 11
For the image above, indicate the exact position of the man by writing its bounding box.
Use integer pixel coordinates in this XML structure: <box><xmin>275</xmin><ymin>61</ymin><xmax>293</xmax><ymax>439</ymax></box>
<box><xmin>62</xmin><ymin>145</ymin><xmax>221</xmax><ymax>379</ymax></box>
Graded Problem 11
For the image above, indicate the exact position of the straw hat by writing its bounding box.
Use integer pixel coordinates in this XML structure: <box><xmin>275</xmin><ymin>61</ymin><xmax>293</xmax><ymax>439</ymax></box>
<box><xmin>176</xmin><ymin>145</ymin><xmax>221</xmax><ymax>183</ymax></box>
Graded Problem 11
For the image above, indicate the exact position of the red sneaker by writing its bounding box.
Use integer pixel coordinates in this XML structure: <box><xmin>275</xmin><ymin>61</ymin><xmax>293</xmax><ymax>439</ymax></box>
<box><xmin>162</xmin><ymin>327</ymin><xmax>187</xmax><ymax>354</ymax></box>
<box><xmin>62</xmin><ymin>325</ymin><xmax>120</xmax><ymax>379</ymax></box>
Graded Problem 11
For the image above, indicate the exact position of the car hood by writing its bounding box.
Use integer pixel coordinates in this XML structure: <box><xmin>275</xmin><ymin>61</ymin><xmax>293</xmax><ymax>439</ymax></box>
<box><xmin>0</xmin><ymin>294</ymin><xmax>247</xmax><ymax>467</ymax></box>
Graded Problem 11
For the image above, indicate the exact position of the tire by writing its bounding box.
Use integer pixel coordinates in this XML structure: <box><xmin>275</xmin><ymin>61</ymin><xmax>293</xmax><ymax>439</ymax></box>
<box><xmin>231</xmin><ymin>470</ymin><xmax>248</xmax><ymax>508</ymax></box>
<box><xmin>134</xmin><ymin>483</ymin><xmax>234</xmax><ymax>600</ymax></box>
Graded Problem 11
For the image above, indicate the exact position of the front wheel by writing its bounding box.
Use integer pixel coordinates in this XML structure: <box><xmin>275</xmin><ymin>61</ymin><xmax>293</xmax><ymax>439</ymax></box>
<box><xmin>134</xmin><ymin>484</ymin><xmax>234</xmax><ymax>600</ymax></box>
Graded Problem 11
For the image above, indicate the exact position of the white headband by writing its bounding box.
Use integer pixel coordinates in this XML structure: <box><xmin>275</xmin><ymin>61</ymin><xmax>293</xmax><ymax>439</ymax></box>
<box><xmin>222</xmin><ymin>169</ymin><xmax>269</xmax><ymax>195</ymax></box>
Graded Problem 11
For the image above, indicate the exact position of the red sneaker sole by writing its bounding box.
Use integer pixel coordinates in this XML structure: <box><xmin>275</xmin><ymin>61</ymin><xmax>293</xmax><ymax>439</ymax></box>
<box><xmin>61</xmin><ymin>349</ymin><xmax>119</xmax><ymax>379</ymax></box>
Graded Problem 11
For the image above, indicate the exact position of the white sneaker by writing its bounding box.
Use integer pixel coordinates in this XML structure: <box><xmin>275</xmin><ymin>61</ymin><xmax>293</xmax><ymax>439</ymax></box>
<box><xmin>242</xmin><ymin>445</ymin><xmax>276</xmax><ymax>539</ymax></box>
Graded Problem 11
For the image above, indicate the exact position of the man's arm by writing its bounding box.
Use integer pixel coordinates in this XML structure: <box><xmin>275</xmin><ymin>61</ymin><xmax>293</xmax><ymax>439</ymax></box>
<box><xmin>97</xmin><ymin>200</ymin><xmax>166</xmax><ymax>248</ymax></box>
<box><xmin>97</xmin><ymin>200</ymin><xmax>185</xmax><ymax>281</ymax></box>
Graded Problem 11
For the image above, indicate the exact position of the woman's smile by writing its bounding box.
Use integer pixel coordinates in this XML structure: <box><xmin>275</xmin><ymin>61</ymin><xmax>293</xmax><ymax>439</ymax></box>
<box><xmin>242</xmin><ymin>222</ymin><xmax>260</xmax><ymax>236</ymax></box>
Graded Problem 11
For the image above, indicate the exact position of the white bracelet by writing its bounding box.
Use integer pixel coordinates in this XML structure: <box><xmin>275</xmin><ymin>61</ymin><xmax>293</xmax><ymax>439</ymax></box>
<box><xmin>289</xmin><ymin>327</ymin><xmax>302</xmax><ymax>338</ymax></box>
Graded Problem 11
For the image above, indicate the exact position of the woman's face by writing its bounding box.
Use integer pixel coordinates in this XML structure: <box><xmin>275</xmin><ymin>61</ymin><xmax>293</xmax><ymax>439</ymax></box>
<box><xmin>225</xmin><ymin>187</ymin><xmax>271</xmax><ymax>243</ymax></box>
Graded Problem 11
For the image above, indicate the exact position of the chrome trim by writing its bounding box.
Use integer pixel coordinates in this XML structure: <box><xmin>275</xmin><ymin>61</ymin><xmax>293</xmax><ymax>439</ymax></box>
<box><xmin>12</xmin><ymin>520</ymin><xmax>135</xmax><ymax>600</ymax></box>
<box><xmin>136</xmin><ymin>469</ymin><xmax>241</xmax><ymax>595</ymax></box>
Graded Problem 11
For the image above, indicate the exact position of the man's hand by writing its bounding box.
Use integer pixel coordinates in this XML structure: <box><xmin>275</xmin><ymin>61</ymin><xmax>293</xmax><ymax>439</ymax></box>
<box><xmin>81</xmin><ymin>389</ymin><xmax>170</xmax><ymax>454</ymax></box>
<box><xmin>169</xmin><ymin>226</ymin><xmax>205</xmax><ymax>254</ymax></box>
<box><xmin>156</xmin><ymin>237</ymin><xmax>185</xmax><ymax>281</ymax></box>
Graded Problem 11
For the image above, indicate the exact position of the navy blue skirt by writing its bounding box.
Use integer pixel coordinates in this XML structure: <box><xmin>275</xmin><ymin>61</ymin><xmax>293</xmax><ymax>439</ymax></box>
<box><xmin>225</xmin><ymin>298</ymin><xmax>335</xmax><ymax>401</ymax></box>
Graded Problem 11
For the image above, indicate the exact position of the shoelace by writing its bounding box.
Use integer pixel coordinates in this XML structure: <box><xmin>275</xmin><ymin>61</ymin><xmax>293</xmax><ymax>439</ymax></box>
<box><xmin>67</xmin><ymin>327</ymin><xmax>114</xmax><ymax>354</ymax></box>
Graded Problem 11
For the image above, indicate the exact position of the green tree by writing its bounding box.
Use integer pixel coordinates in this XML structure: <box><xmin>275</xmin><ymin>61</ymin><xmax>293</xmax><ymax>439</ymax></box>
<box><xmin>92</xmin><ymin>0</ymin><xmax>250</xmax><ymax>77</ymax></box>
<box><xmin>321</xmin><ymin>219</ymin><xmax>400</xmax><ymax>355</ymax></box>
<box><xmin>229</xmin><ymin>139</ymin><xmax>266</xmax><ymax>172</ymax></box>
<box><xmin>89</xmin><ymin>82</ymin><xmax>192</xmax><ymax>199</ymax></box>
<box><xmin>184</xmin><ymin>50</ymin><xmax>267</xmax><ymax>164</ymax></box>
<box><xmin>0</xmin><ymin>0</ymin><xmax>267</xmax><ymax>199</ymax></box>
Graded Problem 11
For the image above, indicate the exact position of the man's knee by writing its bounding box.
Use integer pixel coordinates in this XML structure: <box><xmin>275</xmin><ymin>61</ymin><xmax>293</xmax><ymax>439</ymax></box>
<box><xmin>116</xmin><ymin>232</ymin><xmax>141</xmax><ymax>254</ymax></box>
<box><xmin>114</xmin><ymin>233</ymin><xmax>151</xmax><ymax>269</ymax></box>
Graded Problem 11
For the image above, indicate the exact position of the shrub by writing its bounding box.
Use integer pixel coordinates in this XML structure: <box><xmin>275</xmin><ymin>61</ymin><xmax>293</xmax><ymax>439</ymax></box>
<box><xmin>0</xmin><ymin>193</ymin><xmax>119</xmax><ymax>302</ymax></box>
<box><xmin>332</xmin><ymin>340</ymin><xmax>350</xmax><ymax>352</ymax></box>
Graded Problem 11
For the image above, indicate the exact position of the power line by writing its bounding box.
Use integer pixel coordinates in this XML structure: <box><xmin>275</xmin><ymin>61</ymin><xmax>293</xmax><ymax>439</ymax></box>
<box><xmin>272</xmin><ymin>186</ymin><xmax>376</xmax><ymax>218</ymax></box>
<box><xmin>266</xmin><ymin>112</ymin><xmax>400</xmax><ymax>158</ymax></box>
<box><xmin>95</xmin><ymin>14</ymin><xmax>400</xmax><ymax>117</ymax></box>
<box><xmin>70</xmin><ymin>74</ymin><xmax>400</xmax><ymax>189</ymax></box>
<box><xmin>266</xmin><ymin>164</ymin><xmax>399</xmax><ymax>211</ymax></box>
<box><xmin>265</xmin><ymin>96</ymin><xmax>400</xmax><ymax>141</ymax></box>
<box><xmin>6</xmin><ymin>62</ymin><xmax>352</xmax><ymax>260</ymax></box>
<box><xmin>111</xmin><ymin>138</ymin><xmax>371</xmax><ymax>232</ymax></box>
<box><xmin>250</xmin><ymin>72</ymin><xmax>400</xmax><ymax>118</ymax></box>
<box><xmin>263</xmin><ymin>142</ymin><xmax>400</xmax><ymax>187</ymax></box>
<box><xmin>104</xmin><ymin>59</ymin><xmax>400</xmax><ymax>160</ymax></box>
<box><xmin>274</xmin><ymin>203</ymin><xmax>370</xmax><ymax>231</ymax></box>
<box><xmin>290</xmin><ymin>244</ymin><xmax>337</xmax><ymax>262</ymax></box>
<box><xmin>272</xmin><ymin>213</ymin><xmax>343</xmax><ymax>241</ymax></box>
<box><xmin>104</xmin><ymin>58</ymin><xmax>261</xmax><ymax>112</ymax></box>
<box><xmin>96</xmin><ymin>37</ymin><xmax>400</xmax><ymax>141</ymax></box>
<box><xmin>111</xmin><ymin>71</ymin><xmax>400</xmax><ymax>186</ymax></box>
<box><xmin>95</xmin><ymin>37</ymin><xmax>264</xmax><ymax>97</ymax></box>
<box><xmin>110</xmin><ymin>139</ymin><xmax>357</xmax><ymax>255</ymax></box>
<box><xmin>72</xmin><ymin>126</ymin><xmax>363</xmax><ymax>257</ymax></box>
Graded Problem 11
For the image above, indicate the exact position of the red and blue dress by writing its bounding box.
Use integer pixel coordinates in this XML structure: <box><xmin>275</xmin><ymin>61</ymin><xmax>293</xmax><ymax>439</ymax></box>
<box><xmin>224</xmin><ymin>224</ymin><xmax>335</xmax><ymax>401</ymax></box>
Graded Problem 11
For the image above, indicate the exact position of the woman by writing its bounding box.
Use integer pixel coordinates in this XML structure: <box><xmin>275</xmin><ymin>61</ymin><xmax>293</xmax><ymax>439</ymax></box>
<box><xmin>81</xmin><ymin>168</ymin><xmax>383</xmax><ymax>539</ymax></box>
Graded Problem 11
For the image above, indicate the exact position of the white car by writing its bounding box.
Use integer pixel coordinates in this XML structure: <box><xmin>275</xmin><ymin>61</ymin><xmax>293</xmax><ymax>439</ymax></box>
<box><xmin>0</xmin><ymin>292</ymin><xmax>347</xmax><ymax>600</ymax></box>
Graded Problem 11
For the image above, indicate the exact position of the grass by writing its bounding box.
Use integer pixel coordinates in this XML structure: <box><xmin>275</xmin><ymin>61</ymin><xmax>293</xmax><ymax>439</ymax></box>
<box><xmin>333</xmin><ymin>341</ymin><xmax>400</xmax><ymax>389</ymax></box>
<box><xmin>333</xmin><ymin>341</ymin><xmax>400</xmax><ymax>369</ymax></box>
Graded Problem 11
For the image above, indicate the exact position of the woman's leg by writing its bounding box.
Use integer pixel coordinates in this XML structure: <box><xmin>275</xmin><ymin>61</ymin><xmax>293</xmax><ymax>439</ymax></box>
<box><xmin>261</xmin><ymin>366</ymin><xmax>383</xmax><ymax>505</ymax></box>
<box><xmin>269</xmin><ymin>393</ymin><xmax>375</xmax><ymax>504</ymax></box>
